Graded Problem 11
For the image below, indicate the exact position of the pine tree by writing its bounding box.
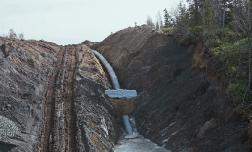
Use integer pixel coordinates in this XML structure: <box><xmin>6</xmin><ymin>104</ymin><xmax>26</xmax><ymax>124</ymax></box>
<box><xmin>175</xmin><ymin>2</ymin><xmax>190</xmax><ymax>36</ymax></box>
<box><xmin>202</xmin><ymin>0</ymin><xmax>218</xmax><ymax>46</ymax></box>
<box><xmin>202</xmin><ymin>0</ymin><xmax>216</xmax><ymax>29</ymax></box>
<box><xmin>187</xmin><ymin>0</ymin><xmax>202</xmax><ymax>26</ymax></box>
<box><xmin>164</xmin><ymin>8</ymin><xmax>172</xmax><ymax>28</ymax></box>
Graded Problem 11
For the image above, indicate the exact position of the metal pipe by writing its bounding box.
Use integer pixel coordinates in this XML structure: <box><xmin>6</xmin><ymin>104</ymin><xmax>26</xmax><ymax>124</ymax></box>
<box><xmin>92</xmin><ymin>50</ymin><xmax>133</xmax><ymax>135</ymax></box>
<box><xmin>122</xmin><ymin>115</ymin><xmax>133</xmax><ymax>135</ymax></box>
<box><xmin>92</xmin><ymin>50</ymin><xmax>120</xmax><ymax>89</ymax></box>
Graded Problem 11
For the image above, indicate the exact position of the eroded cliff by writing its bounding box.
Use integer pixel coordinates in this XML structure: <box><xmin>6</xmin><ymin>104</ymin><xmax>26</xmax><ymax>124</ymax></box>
<box><xmin>95</xmin><ymin>25</ymin><xmax>251</xmax><ymax>152</ymax></box>
<box><xmin>0</xmin><ymin>25</ymin><xmax>251</xmax><ymax>152</ymax></box>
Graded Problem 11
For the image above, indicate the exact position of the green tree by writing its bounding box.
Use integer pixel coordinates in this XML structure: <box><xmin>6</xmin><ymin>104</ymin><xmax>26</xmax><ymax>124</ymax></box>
<box><xmin>203</xmin><ymin>0</ymin><xmax>219</xmax><ymax>46</ymax></box>
<box><xmin>175</xmin><ymin>2</ymin><xmax>190</xmax><ymax>36</ymax></box>
<box><xmin>164</xmin><ymin>8</ymin><xmax>172</xmax><ymax>28</ymax></box>
<box><xmin>233</xmin><ymin>0</ymin><xmax>252</xmax><ymax>99</ymax></box>
<box><xmin>202</xmin><ymin>0</ymin><xmax>216</xmax><ymax>31</ymax></box>
<box><xmin>187</xmin><ymin>0</ymin><xmax>202</xmax><ymax>26</ymax></box>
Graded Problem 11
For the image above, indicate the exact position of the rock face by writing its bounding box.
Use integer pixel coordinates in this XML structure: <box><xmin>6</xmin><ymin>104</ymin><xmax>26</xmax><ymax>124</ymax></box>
<box><xmin>0</xmin><ymin>37</ymin><xmax>118</xmax><ymax>152</ymax></box>
<box><xmin>95</xmin><ymin>25</ymin><xmax>251</xmax><ymax>152</ymax></box>
<box><xmin>0</xmin><ymin>38</ymin><xmax>61</xmax><ymax>152</ymax></box>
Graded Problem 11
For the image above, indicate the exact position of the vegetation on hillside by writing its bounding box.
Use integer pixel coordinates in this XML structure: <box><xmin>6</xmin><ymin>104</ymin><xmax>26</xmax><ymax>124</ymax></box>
<box><xmin>146</xmin><ymin>0</ymin><xmax>252</xmax><ymax>107</ymax></box>
<box><xmin>1</xmin><ymin>29</ymin><xmax>24</xmax><ymax>40</ymax></box>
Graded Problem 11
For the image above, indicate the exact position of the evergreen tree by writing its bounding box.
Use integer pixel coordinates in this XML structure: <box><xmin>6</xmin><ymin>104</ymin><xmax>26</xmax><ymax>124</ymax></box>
<box><xmin>202</xmin><ymin>0</ymin><xmax>218</xmax><ymax>46</ymax></box>
<box><xmin>187</xmin><ymin>0</ymin><xmax>202</xmax><ymax>26</ymax></box>
<box><xmin>175</xmin><ymin>2</ymin><xmax>190</xmax><ymax>36</ymax></box>
<box><xmin>202</xmin><ymin>0</ymin><xmax>216</xmax><ymax>29</ymax></box>
<box><xmin>164</xmin><ymin>8</ymin><xmax>172</xmax><ymax>28</ymax></box>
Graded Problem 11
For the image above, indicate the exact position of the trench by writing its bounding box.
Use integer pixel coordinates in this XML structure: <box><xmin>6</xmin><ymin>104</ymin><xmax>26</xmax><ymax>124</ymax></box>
<box><xmin>39</xmin><ymin>46</ymin><xmax>78</xmax><ymax>152</ymax></box>
<box><xmin>37</xmin><ymin>47</ymin><xmax>169</xmax><ymax>152</ymax></box>
<box><xmin>92</xmin><ymin>50</ymin><xmax>170</xmax><ymax>152</ymax></box>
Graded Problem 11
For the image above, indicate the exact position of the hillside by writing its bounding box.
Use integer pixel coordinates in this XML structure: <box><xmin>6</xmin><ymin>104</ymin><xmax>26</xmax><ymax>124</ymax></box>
<box><xmin>94</xmin><ymin>25</ymin><xmax>252</xmax><ymax>152</ymax></box>
<box><xmin>0</xmin><ymin>25</ymin><xmax>251</xmax><ymax>152</ymax></box>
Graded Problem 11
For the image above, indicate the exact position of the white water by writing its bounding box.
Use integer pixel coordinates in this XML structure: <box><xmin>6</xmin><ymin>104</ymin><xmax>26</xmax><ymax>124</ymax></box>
<box><xmin>114</xmin><ymin>136</ymin><xmax>171</xmax><ymax>152</ymax></box>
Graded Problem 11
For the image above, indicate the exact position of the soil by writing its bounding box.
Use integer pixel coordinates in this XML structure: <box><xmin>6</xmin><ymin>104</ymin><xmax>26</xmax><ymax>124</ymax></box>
<box><xmin>94</xmin><ymin>25</ymin><xmax>251</xmax><ymax>152</ymax></box>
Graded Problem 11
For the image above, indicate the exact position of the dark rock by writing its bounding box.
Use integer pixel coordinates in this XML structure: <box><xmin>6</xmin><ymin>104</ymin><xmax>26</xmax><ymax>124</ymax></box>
<box><xmin>95</xmin><ymin>25</ymin><xmax>251</xmax><ymax>152</ymax></box>
<box><xmin>0</xmin><ymin>43</ymin><xmax>10</xmax><ymax>58</ymax></box>
<box><xmin>197</xmin><ymin>118</ymin><xmax>217</xmax><ymax>139</ymax></box>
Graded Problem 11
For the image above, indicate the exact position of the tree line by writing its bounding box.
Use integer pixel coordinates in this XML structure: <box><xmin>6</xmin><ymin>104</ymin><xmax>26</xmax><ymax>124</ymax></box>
<box><xmin>147</xmin><ymin>0</ymin><xmax>251</xmax><ymax>44</ymax></box>
<box><xmin>146</xmin><ymin>0</ymin><xmax>252</xmax><ymax>102</ymax></box>
<box><xmin>145</xmin><ymin>8</ymin><xmax>172</xmax><ymax>30</ymax></box>
<box><xmin>1</xmin><ymin>29</ymin><xmax>24</xmax><ymax>40</ymax></box>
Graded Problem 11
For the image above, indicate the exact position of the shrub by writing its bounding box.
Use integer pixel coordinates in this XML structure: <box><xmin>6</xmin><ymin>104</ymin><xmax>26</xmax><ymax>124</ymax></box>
<box><xmin>212</xmin><ymin>39</ymin><xmax>249</xmax><ymax>99</ymax></box>
<box><xmin>222</xmin><ymin>28</ymin><xmax>242</xmax><ymax>43</ymax></box>
<box><xmin>162</xmin><ymin>27</ymin><xmax>175</xmax><ymax>34</ymax></box>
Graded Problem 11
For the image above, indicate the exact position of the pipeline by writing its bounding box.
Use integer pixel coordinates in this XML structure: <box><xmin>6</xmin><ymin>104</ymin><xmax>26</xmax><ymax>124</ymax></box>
<box><xmin>92</xmin><ymin>50</ymin><xmax>133</xmax><ymax>135</ymax></box>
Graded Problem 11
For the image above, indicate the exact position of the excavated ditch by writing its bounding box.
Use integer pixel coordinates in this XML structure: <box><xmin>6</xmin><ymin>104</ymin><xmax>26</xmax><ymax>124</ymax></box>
<box><xmin>39</xmin><ymin>45</ymin><xmax>78</xmax><ymax>152</ymax></box>
<box><xmin>1</xmin><ymin>25</ymin><xmax>251</xmax><ymax>152</ymax></box>
<box><xmin>0</xmin><ymin>38</ymin><xmax>118</xmax><ymax>152</ymax></box>
<box><xmin>94</xmin><ymin>25</ymin><xmax>252</xmax><ymax>152</ymax></box>
<box><xmin>38</xmin><ymin>46</ymin><xmax>65</xmax><ymax>152</ymax></box>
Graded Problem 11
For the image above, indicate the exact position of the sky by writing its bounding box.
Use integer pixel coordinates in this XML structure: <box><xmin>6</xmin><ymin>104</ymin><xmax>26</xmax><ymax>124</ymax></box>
<box><xmin>0</xmin><ymin>0</ymin><xmax>181</xmax><ymax>45</ymax></box>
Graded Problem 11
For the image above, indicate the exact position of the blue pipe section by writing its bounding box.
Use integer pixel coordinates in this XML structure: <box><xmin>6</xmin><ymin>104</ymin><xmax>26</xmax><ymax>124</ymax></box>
<box><xmin>122</xmin><ymin>115</ymin><xmax>133</xmax><ymax>135</ymax></box>
<box><xmin>92</xmin><ymin>50</ymin><xmax>133</xmax><ymax>135</ymax></box>
<box><xmin>92</xmin><ymin>50</ymin><xmax>120</xmax><ymax>89</ymax></box>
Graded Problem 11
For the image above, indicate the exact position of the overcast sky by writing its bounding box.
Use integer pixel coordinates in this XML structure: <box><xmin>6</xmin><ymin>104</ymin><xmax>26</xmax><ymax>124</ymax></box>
<box><xmin>0</xmin><ymin>0</ymin><xmax>181</xmax><ymax>44</ymax></box>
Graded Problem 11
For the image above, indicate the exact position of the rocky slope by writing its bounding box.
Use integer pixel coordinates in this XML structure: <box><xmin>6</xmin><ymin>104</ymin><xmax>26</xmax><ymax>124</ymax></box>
<box><xmin>0</xmin><ymin>37</ymin><xmax>118</xmax><ymax>152</ymax></box>
<box><xmin>94</xmin><ymin>25</ymin><xmax>251</xmax><ymax>152</ymax></box>
<box><xmin>1</xmin><ymin>25</ymin><xmax>252</xmax><ymax>152</ymax></box>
